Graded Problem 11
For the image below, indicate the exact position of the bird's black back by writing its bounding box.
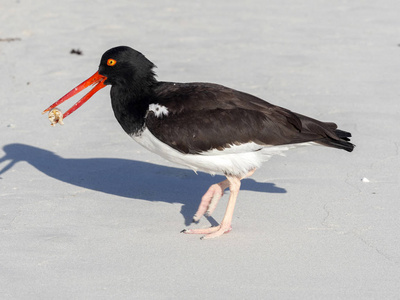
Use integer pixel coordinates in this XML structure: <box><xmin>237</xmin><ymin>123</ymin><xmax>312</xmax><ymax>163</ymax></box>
<box><xmin>146</xmin><ymin>82</ymin><xmax>354</xmax><ymax>154</ymax></box>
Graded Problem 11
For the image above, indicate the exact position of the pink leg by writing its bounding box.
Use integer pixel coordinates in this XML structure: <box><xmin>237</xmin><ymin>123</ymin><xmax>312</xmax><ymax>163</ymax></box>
<box><xmin>192</xmin><ymin>179</ymin><xmax>230</xmax><ymax>222</ymax></box>
<box><xmin>183</xmin><ymin>176</ymin><xmax>241</xmax><ymax>239</ymax></box>
<box><xmin>182</xmin><ymin>169</ymin><xmax>255</xmax><ymax>239</ymax></box>
<box><xmin>192</xmin><ymin>169</ymin><xmax>255</xmax><ymax>223</ymax></box>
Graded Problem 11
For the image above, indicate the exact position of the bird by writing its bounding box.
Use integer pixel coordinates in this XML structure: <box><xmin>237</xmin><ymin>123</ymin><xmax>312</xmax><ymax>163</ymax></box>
<box><xmin>43</xmin><ymin>46</ymin><xmax>354</xmax><ymax>239</ymax></box>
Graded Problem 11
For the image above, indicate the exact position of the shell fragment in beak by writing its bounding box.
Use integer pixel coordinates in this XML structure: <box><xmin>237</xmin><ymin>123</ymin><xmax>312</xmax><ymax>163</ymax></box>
<box><xmin>48</xmin><ymin>108</ymin><xmax>64</xmax><ymax>126</ymax></box>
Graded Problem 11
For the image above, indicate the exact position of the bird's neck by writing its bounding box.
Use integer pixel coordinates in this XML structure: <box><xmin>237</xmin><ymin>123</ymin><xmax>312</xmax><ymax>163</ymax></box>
<box><xmin>110</xmin><ymin>80</ymin><xmax>156</xmax><ymax>136</ymax></box>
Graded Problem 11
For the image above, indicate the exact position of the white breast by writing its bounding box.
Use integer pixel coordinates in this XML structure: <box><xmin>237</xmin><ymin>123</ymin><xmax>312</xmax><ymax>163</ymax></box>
<box><xmin>131</xmin><ymin>128</ymin><xmax>304</xmax><ymax>176</ymax></box>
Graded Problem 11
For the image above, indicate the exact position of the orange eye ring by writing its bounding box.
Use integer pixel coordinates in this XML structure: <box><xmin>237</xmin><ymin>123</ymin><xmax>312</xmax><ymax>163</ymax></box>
<box><xmin>107</xmin><ymin>58</ymin><xmax>117</xmax><ymax>66</ymax></box>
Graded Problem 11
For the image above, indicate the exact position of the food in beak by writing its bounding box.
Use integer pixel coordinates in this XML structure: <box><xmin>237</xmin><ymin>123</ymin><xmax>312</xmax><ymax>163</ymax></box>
<box><xmin>42</xmin><ymin>71</ymin><xmax>107</xmax><ymax>125</ymax></box>
<box><xmin>48</xmin><ymin>108</ymin><xmax>64</xmax><ymax>126</ymax></box>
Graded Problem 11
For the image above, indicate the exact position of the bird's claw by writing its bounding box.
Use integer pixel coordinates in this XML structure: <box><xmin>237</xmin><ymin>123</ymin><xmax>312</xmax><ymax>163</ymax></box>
<box><xmin>192</xmin><ymin>214</ymin><xmax>200</xmax><ymax>223</ymax></box>
<box><xmin>180</xmin><ymin>225</ymin><xmax>232</xmax><ymax>239</ymax></box>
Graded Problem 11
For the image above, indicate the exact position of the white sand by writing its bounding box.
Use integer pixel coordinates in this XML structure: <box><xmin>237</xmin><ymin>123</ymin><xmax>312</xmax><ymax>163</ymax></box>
<box><xmin>1</xmin><ymin>0</ymin><xmax>399</xmax><ymax>298</ymax></box>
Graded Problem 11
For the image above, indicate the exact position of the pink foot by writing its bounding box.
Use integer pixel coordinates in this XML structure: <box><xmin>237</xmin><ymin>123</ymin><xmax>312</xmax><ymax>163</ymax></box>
<box><xmin>181</xmin><ymin>225</ymin><xmax>232</xmax><ymax>239</ymax></box>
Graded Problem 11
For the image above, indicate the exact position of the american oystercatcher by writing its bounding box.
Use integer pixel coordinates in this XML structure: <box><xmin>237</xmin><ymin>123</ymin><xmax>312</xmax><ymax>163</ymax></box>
<box><xmin>43</xmin><ymin>46</ymin><xmax>354</xmax><ymax>239</ymax></box>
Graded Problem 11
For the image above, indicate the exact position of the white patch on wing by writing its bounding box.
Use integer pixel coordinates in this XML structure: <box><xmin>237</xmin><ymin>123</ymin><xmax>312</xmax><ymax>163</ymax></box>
<box><xmin>148</xmin><ymin>103</ymin><xmax>169</xmax><ymax>118</ymax></box>
<box><xmin>132</xmin><ymin>128</ymin><xmax>314</xmax><ymax>176</ymax></box>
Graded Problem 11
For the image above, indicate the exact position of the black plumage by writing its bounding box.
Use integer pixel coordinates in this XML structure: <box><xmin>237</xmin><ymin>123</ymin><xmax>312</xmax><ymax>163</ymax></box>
<box><xmin>44</xmin><ymin>46</ymin><xmax>354</xmax><ymax>239</ymax></box>
<box><xmin>95</xmin><ymin>47</ymin><xmax>354</xmax><ymax>156</ymax></box>
<box><xmin>146</xmin><ymin>82</ymin><xmax>354</xmax><ymax>154</ymax></box>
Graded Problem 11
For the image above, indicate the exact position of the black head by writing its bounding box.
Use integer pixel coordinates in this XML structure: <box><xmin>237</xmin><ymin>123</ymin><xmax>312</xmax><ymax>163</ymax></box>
<box><xmin>98</xmin><ymin>46</ymin><xmax>157</xmax><ymax>88</ymax></box>
<box><xmin>43</xmin><ymin>46</ymin><xmax>157</xmax><ymax>123</ymax></box>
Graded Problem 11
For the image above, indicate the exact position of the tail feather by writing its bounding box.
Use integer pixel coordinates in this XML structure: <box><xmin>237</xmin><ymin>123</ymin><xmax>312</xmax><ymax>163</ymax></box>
<box><xmin>294</xmin><ymin>113</ymin><xmax>355</xmax><ymax>152</ymax></box>
<box><xmin>316</xmin><ymin>129</ymin><xmax>354</xmax><ymax>152</ymax></box>
<box><xmin>334</xmin><ymin>129</ymin><xmax>352</xmax><ymax>141</ymax></box>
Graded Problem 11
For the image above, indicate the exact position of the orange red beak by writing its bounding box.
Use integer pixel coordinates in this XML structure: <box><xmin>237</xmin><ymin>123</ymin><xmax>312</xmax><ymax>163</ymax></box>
<box><xmin>42</xmin><ymin>71</ymin><xmax>107</xmax><ymax>119</ymax></box>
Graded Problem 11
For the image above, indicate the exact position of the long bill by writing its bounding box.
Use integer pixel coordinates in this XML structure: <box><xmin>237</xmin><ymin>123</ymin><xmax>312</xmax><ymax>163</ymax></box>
<box><xmin>42</xmin><ymin>71</ymin><xmax>107</xmax><ymax>119</ymax></box>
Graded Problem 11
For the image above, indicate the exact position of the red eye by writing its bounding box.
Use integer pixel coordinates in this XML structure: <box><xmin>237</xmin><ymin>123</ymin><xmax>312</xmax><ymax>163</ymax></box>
<box><xmin>107</xmin><ymin>58</ymin><xmax>117</xmax><ymax>66</ymax></box>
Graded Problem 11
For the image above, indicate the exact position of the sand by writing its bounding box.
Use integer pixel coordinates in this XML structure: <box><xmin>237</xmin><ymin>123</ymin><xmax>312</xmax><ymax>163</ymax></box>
<box><xmin>1</xmin><ymin>0</ymin><xmax>399</xmax><ymax>298</ymax></box>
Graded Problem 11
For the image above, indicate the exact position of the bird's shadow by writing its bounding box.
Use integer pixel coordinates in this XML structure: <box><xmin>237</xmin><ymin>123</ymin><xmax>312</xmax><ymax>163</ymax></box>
<box><xmin>0</xmin><ymin>143</ymin><xmax>286</xmax><ymax>225</ymax></box>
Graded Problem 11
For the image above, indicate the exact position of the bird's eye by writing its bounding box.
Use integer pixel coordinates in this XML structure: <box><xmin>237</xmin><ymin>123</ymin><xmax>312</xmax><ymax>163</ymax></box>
<box><xmin>107</xmin><ymin>59</ymin><xmax>117</xmax><ymax>66</ymax></box>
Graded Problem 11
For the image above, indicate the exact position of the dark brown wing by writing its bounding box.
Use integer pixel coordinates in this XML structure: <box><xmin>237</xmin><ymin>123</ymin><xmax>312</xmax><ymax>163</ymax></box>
<box><xmin>146</xmin><ymin>82</ymin><xmax>354</xmax><ymax>154</ymax></box>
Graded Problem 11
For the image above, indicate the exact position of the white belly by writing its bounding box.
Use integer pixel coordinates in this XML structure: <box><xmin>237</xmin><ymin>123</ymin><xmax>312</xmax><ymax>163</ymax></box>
<box><xmin>132</xmin><ymin>128</ymin><xmax>304</xmax><ymax>176</ymax></box>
